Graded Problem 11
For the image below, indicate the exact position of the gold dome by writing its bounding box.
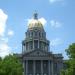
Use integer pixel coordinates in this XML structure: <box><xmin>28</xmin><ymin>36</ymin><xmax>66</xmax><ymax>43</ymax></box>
<box><xmin>28</xmin><ymin>13</ymin><xmax>43</xmax><ymax>29</ymax></box>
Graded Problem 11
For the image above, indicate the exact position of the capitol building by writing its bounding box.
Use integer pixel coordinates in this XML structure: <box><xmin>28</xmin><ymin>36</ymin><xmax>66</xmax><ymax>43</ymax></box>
<box><xmin>22</xmin><ymin>13</ymin><xmax>63</xmax><ymax>75</ymax></box>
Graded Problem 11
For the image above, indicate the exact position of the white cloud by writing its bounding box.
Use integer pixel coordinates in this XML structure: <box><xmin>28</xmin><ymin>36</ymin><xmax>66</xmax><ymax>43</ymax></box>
<box><xmin>1</xmin><ymin>37</ymin><xmax>8</xmax><ymax>43</ymax></box>
<box><xmin>38</xmin><ymin>17</ymin><xmax>47</xmax><ymax>25</ymax></box>
<box><xmin>7</xmin><ymin>30</ymin><xmax>14</xmax><ymax>36</ymax></box>
<box><xmin>50</xmin><ymin>20</ymin><xmax>62</xmax><ymax>28</ymax></box>
<box><xmin>49</xmin><ymin>0</ymin><xmax>64</xmax><ymax>4</ymax></box>
<box><xmin>0</xmin><ymin>9</ymin><xmax>8</xmax><ymax>36</ymax></box>
<box><xmin>0</xmin><ymin>9</ymin><xmax>12</xmax><ymax>58</ymax></box>
<box><xmin>50</xmin><ymin>38</ymin><xmax>62</xmax><ymax>46</ymax></box>
<box><xmin>0</xmin><ymin>42</ymin><xmax>12</xmax><ymax>58</ymax></box>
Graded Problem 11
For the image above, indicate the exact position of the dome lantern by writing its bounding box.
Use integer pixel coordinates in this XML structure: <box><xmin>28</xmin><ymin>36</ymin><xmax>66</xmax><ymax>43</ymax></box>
<box><xmin>33</xmin><ymin>12</ymin><xmax>38</xmax><ymax>19</ymax></box>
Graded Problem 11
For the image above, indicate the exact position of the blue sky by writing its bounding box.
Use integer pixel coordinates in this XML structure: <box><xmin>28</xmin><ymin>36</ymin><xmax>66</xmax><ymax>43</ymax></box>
<box><xmin>0</xmin><ymin>0</ymin><xmax>75</xmax><ymax>58</ymax></box>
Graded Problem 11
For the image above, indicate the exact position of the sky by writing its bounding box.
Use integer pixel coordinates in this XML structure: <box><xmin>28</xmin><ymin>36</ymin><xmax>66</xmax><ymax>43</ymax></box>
<box><xmin>0</xmin><ymin>0</ymin><xmax>75</xmax><ymax>59</ymax></box>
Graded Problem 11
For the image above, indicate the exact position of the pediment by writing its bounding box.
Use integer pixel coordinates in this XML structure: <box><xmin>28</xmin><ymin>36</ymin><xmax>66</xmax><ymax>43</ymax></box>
<box><xmin>23</xmin><ymin>50</ymin><xmax>52</xmax><ymax>57</ymax></box>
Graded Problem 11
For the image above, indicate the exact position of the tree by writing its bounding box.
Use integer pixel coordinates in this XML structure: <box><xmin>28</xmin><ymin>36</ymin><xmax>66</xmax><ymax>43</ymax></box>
<box><xmin>0</xmin><ymin>57</ymin><xmax>2</xmax><ymax>61</ymax></box>
<box><xmin>66</xmin><ymin>43</ymin><xmax>75</xmax><ymax>59</ymax></box>
<box><xmin>0</xmin><ymin>54</ymin><xmax>23</xmax><ymax>75</ymax></box>
<box><xmin>61</xmin><ymin>43</ymin><xmax>75</xmax><ymax>75</ymax></box>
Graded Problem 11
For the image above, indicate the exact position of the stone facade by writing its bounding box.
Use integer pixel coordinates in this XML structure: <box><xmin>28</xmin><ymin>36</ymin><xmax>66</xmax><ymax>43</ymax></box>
<box><xmin>22</xmin><ymin>13</ymin><xmax>63</xmax><ymax>75</ymax></box>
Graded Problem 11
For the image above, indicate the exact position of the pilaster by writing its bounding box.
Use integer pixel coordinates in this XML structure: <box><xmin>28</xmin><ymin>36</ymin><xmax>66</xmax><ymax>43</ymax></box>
<box><xmin>41</xmin><ymin>60</ymin><xmax>43</xmax><ymax>75</ymax></box>
<box><xmin>26</xmin><ymin>60</ymin><xmax>28</xmax><ymax>75</ymax></box>
<box><xmin>33</xmin><ymin>60</ymin><xmax>36</xmax><ymax>75</ymax></box>
<box><xmin>48</xmin><ymin>60</ymin><xmax>50</xmax><ymax>75</ymax></box>
<box><xmin>51</xmin><ymin>61</ymin><xmax>54</xmax><ymax>75</ymax></box>
<box><xmin>33</xmin><ymin>40</ymin><xmax>34</xmax><ymax>49</ymax></box>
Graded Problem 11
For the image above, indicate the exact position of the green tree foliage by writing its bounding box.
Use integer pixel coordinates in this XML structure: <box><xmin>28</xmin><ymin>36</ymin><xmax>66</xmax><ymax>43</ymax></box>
<box><xmin>0</xmin><ymin>54</ymin><xmax>22</xmax><ymax>75</ymax></box>
<box><xmin>66</xmin><ymin>43</ymin><xmax>75</xmax><ymax>59</ymax></box>
<box><xmin>61</xmin><ymin>43</ymin><xmax>75</xmax><ymax>75</ymax></box>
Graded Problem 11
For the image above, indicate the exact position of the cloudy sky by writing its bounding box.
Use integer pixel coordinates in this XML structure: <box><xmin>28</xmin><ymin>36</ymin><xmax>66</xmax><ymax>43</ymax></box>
<box><xmin>0</xmin><ymin>0</ymin><xmax>75</xmax><ymax>58</ymax></box>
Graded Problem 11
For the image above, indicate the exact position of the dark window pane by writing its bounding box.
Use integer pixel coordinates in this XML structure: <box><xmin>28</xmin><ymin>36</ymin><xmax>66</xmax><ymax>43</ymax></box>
<box><xmin>30</xmin><ymin>41</ymin><xmax>33</xmax><ymax>49</ymax></box>
<box><xmin>34</xmin><ymin>40</ymin><xmax>38</xmax><ymax>49</ymax></box>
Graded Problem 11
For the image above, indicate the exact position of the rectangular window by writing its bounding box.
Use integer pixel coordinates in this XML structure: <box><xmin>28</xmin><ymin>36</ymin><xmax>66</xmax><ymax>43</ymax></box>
<box><xmin>26</xmin><ymin>43</ymin><xmax>28</xmax><ymax>50</ymax></box>
<box><xmin>28</xmin><ymin>60</ymin><xmax>33</xmax><ymax>73</ymax></box>
<box><xmin>36</xmin><ymin>60</ymin><xmax>41</xmax><ymax>73</ymax></box>
<box><xmin>30</xmin><ymin>41</ymin><xmax>33</xmax><ymax>49</ymax></box>
<box><xmin>34</xmin><ymin>40</ymin><xmax>38</xmax><ymax>49</ymax></box>
<box><xmin>43</xmin><ymin>60</ymin><xmax>48</xmax><ymax>73</ymax></box>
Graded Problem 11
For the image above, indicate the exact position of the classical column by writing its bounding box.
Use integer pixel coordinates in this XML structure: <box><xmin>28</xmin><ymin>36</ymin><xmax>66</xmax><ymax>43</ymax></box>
<box><xmin>33</xmin><ymin>60</ymin><xmax>36</xmax><ymax>75</ymax></box>
<box><xmin>25</xmin><ymin>42</ymin><xmax>26</xmax><ymax>51</ymax></box>
<box><xmin>41</xmin><ymin>60</ymin><xmax>43</xmax><ymax>75</ymax></box>
<box><xmin>48</xmin><ymin>60</ymin><xmax>50</xmax><ymax>75</ymax></box>
<box><xmin>33</xmin><ymin>40</ymin><xmax>34</xmax><ymax>49</ymax></box>
<box><xmin>26</xmin><ymin>60</ymin><xmax>28</xmax><ymax>75</ymax></box>
<box><xmin>22</xmin><ymin>45</ymin><xmax>23</xmax><ymax>53</ymax></box>
<box><xmin>50</xmin><ymin>61</ymin><xmax>52</xmax><ymax>75</ymax></box>
<box><xmin>51</xmin><ymin>61</ymin><xmax>54</xmax><ymax>75</ymax></box>
<box><xmin>28</xmin><ymin>43</ymin><xmax>29</xmax><ymax>51</ymax></box>
<box><xmin>38</xmin><ymin>40</ymin><xmax>40</xmax><ymax>48</ymax></box>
